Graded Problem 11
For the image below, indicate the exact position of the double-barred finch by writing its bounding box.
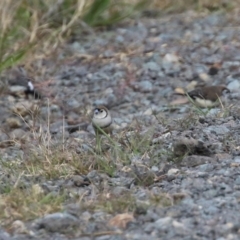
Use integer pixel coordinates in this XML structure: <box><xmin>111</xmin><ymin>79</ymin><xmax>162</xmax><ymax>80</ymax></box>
<box><xmin>10</xmin><ymin>67</ymin><xmax>42</xmax><ymax>99</ymax></box>
<box><xmin>92</xmin><ymin>106</ymin><xmax>112</xmax><ymax>136</ymax></box>
<box><xmin>24</xmin><ymin>77</ymin><xmax>42</xmax><ymax>99</ymax></box>
<box><xmin>186</xmin><ymin>85</ymin><xmax>230</xmax><ymax>108</ymax></box>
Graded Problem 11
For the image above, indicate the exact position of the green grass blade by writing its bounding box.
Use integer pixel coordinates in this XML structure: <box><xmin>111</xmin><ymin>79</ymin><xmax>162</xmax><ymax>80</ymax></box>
<box><xmin>83</xmin><ymin>0</ymin><xmax>110</xmax><ymax>25</ymax></box>
<box><xmin>0</xmin><ymin>45</ymin><xmax>32</xmax><ymax>72</ymax></box>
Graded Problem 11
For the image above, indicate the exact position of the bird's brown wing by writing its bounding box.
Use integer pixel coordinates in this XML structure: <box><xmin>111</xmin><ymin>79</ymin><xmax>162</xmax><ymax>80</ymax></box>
<box><xmin>203</xmin><ymin>86</ymin><xmax>225</xmax><ymax>101</ymax></box>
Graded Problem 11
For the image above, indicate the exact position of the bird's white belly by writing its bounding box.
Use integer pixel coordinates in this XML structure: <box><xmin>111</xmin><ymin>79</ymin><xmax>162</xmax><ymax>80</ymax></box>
<box><xmin>194</xmin><ymin>97</ymin><xmax>218</xmax><ymax>108</ymax></box>
<box><xmin>92</xmin><ymin>114</ymin><xmax>112</xmax><ymax>127</ymax></box>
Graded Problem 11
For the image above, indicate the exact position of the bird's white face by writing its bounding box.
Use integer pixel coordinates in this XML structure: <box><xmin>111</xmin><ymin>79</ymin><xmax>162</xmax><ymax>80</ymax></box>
<box><xmin>93</xmin><ymin>108</ymin><xmax>107</xmax><ymax>119</ymax></box>
<box><xmin>27</xmin><ymin>81</ymin><xmax>34</xmax><ymax>91</ymax></box>
<box><xmin>92</xmin><ymin>107</ymin><xmax>112</xmax><ymax>128</ymax></box>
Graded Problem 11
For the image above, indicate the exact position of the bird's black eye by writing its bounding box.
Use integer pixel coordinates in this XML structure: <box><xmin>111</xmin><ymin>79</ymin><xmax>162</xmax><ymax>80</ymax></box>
<box><xmin>100</xmin><ymin>109</ymin><xmax>103</xmax><ymax>112</ymax></box>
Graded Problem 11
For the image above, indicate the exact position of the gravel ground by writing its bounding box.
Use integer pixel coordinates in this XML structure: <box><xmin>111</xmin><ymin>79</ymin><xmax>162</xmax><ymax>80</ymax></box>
<box><xmin>1</xmin><ymin>10</ymin><xmax>240</xmax><ymax>240</ymax></box>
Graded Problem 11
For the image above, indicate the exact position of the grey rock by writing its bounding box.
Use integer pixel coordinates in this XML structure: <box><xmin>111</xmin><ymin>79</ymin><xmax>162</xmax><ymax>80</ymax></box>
<box><xmin>71</xmin><ymin>175</ymin><xmax>90</xmax><ymax>187</ymax></box>
<box><xmin>103</xmin><ymin>50</ymin><xmax>114</xmax><ymax>58</ymax></box>
<box><xmin>234</xmin><ymin>157</ymin><xmax>240</xmax><ymax>163</ymax></box>
<box><xmin>87</xmin><ymin>170</ymin><xmax>103</xmax><ymax>183</ymax></box>
<box><xmin>0</xmin><ymin>132</ymin><xmax>9</xmax><ymax>142</ymax></box>
<box><xmin>50</xmin><ymin>120</ymin><xmax>68</xmax><ymax>134</ymax></box>
<box><xmin>204</xmin><ymin>205</ymin><xmax>219</xmax><ymax>214</ymax></box>
<box><xmin>180</xmin><ymin>156</ymin><xmax>214</xmax><ymax>167</ymax></box>
<box><xmin>10</xmin><ymin>129</ymin><xmax>29</xmax><ymax>140</ymax></box>
<box><xmin>206</xmin><ymin>108</ymin><xmax>222</xmax><ymax>117</ymax></box>
<box><xmin>71</xmin><ymin>42</ymin><xmax>86</xmax><ymax>53</ymax></box>
<box><xmin>203</xmin><ymin>126</ymin><xmax>229</xmax><ymax>135</ymax></box>
<box><xmin>65</xmin><ymin>99</ymin><xmax>81</xmax><ymax>109</ymax></box>
<box><xmin>172</xmin><ymin>220</ymin><xmax>189</xmax><ymax>234</ymax></box>
<box><xmin>33</xmin><ymin>213</ymin><xmax>78</xmax><ymax>232</ymax></box>
<box><xmin>167</xmin><ymin>168</ymin><xmax>180</xmax><ymax>176</ymax></box>
<box><xmin>195</xmin><ymin>172</ymin><xmax>209</xmax><ymax>178</ymax></box>
<box><xmin>235</xmin><ymin>177</ymin><xmax>240</xmax><ymax>185</ymax></box>
<box><xmin>203</xmin><ymin>189</ymin><xmax>218</xmax><ymax>198</ymax></box>
<box><xmin>227</xmin><ymin>79</ymin><xmax>240</xmax><ymax>91</ymax></box>
<box><xmin>50</xmin><ymin>104</ymin><xmax>61</xmax><ymax>112</ymax></box>
<box><xmin>224</xmin><ymin>61</ymin><xmax>240</xmax><ymax>69</ymax></box>
<box><xmin>40</xmin><ymin>105</ymin><xmax>62</xmax><ymax>119</ymax></box>
<box><xmin>0</xmin><ymin>228</ymin><xmax>11</xmax><ymax>240</ymax></box>
<box><xmin>223</xmin><ymin>170</ymin><xmax>232</xmax><ymax>177</ymax></box>
<box><xmin>115</xmin><ymin>35</ymin><xmax>124</xmax><ymax>43</ymax></box>
<box><xmin>112</xmin><ymin>186</ymin><xmax>130</xmax><ymax>196</ymax></box>
<box><xmin>144</xmin><ymin>62</ymin><xmax>160</xmax><ymax>71</ymax></box>
<box><xmin>9</xmin><ymin>86</ymin><xmax>26</xmax><ymax>98</ymax></box>
<box><xmin>198</xmin><ymin>163</ymin><xmax>214</xmax><ymax>172</ymax></box>
<box><xmin>155</xmin><ymin>217</ymin><xmax>173</xmax><ymax>230</ymax></box>
<box><xmin>138</xmin><ymin>81</ymin><xmax>153</xmax><ymax>93</ymax></box>
<box><xmin>93</xmin><ymin>99</ymin><xmax>108</xmax><ymax>106</ymax></box>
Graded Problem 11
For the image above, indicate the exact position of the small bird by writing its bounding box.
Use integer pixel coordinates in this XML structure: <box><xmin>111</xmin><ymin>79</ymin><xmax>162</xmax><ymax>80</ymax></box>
<box><xmin>186</xmin><ymin>85</ymin><xmax>230</xmax><ymax>107</ymax></box>
<box><xmin>92</xmin><ymin>106</ymin><xmax>112</xmax><ymax>136</ymax></box>
<box><xmin>8</xmin><ymin>67</ymin><xmax>42</xmax><ymax>99</ymax></box>
<box><xmin>24</xmin><ymin>78</ymin><xmax>42</xmax><ymax>99</ymax></box>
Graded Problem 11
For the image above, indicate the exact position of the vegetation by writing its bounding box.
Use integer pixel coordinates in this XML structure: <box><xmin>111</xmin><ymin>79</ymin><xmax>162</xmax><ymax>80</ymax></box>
<box><xmin>0</xmin><ymin>0</ymin><xmax>237</xmax><ymax>73</ymax></box>
<box><xmin>0</xmin><ymin>0</ymin><xmax>238</xmax><ymax>230</ymax></box>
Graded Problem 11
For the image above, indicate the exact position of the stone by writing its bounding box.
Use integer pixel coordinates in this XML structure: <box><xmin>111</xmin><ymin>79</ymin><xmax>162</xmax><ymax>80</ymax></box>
<box><xmin>33</xmin><ymin>213</ymin><xmax>78</xmax><ymax>232</ymax></box>
<box><xmin>10</xmin><ymin>129</ymin><xmax>29</xmax><ymax>140</ymax></box>
<box><xmin>227</xmin><ymin>78</ymin><xmax>240</xmax><ymax>91</ymax></box>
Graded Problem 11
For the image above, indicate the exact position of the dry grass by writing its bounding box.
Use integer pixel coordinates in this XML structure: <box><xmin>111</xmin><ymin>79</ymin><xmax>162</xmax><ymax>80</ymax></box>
<box><xmin>0</xmin><ymin>99</ymin><xmax>179</xmax><ymax>228</ymax></box>
<box><xmin>0</xmin><ymin>0</ymin><xmax>238</xmax><ymax>73</ymax></box>
<box><xmin>0</xmin><ymin>101</ymin><xmax>235</xmax><ymax>227</ymax></box>
<box><xmin>0</xmin><ymin>186</ymin><xmax>65</xmax><ymax>228</ymax></box>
